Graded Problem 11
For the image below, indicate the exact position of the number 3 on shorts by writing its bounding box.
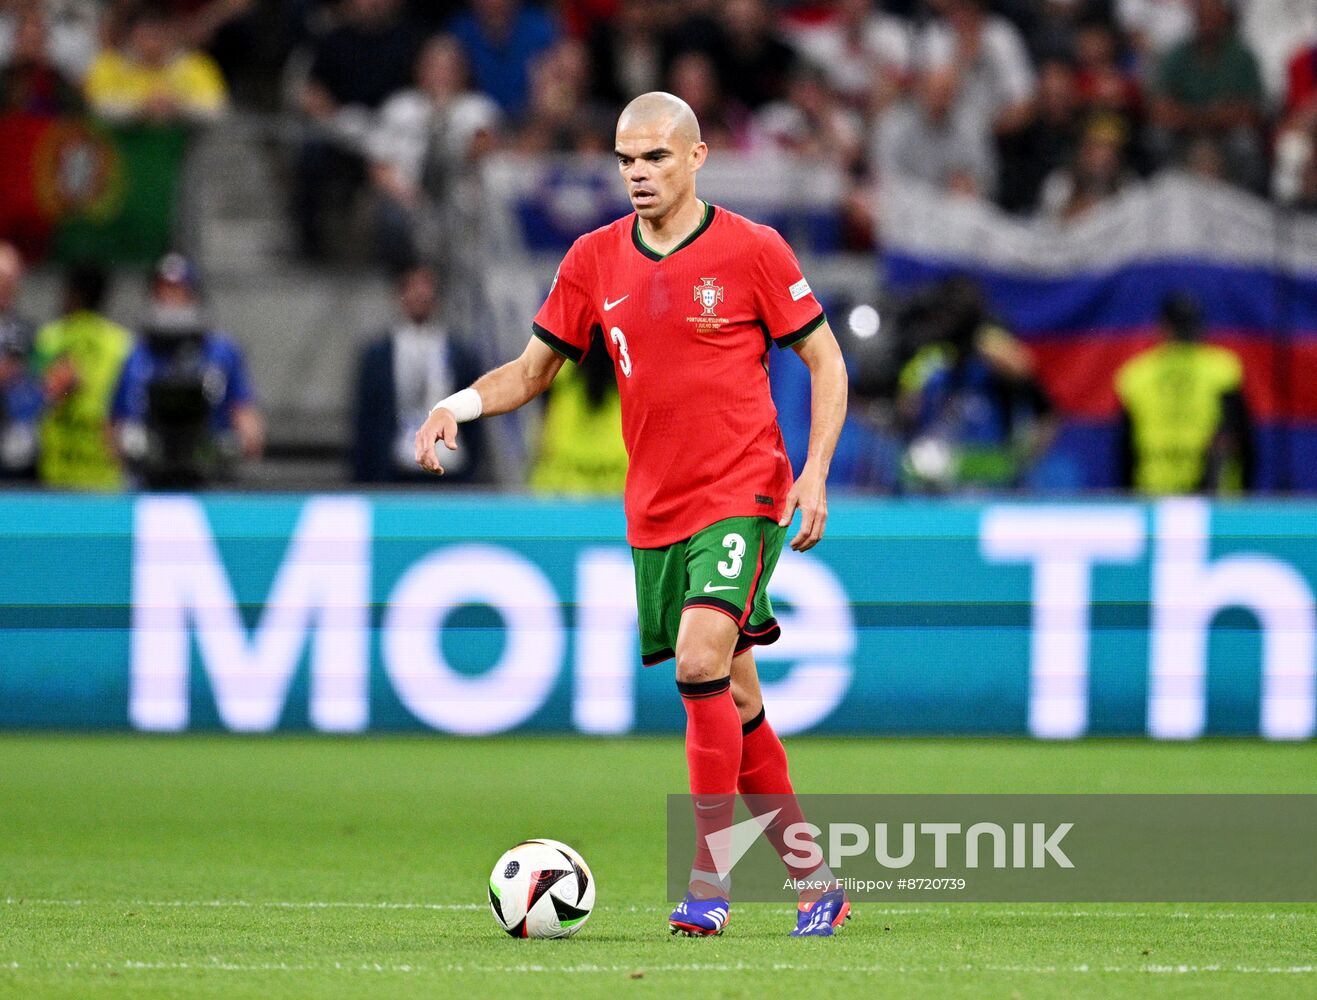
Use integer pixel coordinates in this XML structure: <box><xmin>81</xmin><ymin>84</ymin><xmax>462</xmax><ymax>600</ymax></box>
<box><xmin>717</xmin><ymin>533</ymin><xmax>746</xmax><ymax>578</ymax></box>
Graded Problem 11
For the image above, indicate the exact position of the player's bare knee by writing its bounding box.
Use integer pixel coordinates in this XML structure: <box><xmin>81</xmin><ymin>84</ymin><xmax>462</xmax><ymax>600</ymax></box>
<box><xmin>674</xmin><ymin>646</ymin><xmax>727</xmax><ymax>686</ymax></box>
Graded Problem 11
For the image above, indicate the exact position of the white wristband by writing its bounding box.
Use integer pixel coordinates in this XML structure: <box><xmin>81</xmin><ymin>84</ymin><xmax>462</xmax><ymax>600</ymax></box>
<box><xmin>431</xmin><ymin>387</ymin><xmax>483</xmax><ymax>423</ymax></box>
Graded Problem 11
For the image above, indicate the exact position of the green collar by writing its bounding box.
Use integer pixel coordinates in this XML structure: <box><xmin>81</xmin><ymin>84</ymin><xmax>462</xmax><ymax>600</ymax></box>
<box><xmin>632</xmin><ymin>201</ymin><xmax>716</xmax><ymax>261</ymax></box>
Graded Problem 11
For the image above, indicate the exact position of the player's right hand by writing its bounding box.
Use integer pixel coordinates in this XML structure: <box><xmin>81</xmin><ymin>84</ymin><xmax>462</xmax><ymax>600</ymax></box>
<box><xmin>414</xmin><ymin>407</ymin><xmax>459</xmax><ymax>474</ymax></box>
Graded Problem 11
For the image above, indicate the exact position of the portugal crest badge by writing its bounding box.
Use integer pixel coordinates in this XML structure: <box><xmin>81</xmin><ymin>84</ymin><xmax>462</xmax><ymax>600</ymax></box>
<box><xmin>694</xmin><ymin>277</ymin><xmax>724</xmax><ymax>317</ymax></box>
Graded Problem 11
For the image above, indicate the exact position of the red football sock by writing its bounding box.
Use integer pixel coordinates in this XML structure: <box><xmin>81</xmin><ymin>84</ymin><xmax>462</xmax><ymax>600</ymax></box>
<box><xmin>738</xmin><ymin>709</ymin><xmax>825</xmax><ymax>884</ymax></box>
<box><xmin>679</xmin><ymin>676</ymin><xmax>741</xmax><ymax>888</ymax></box>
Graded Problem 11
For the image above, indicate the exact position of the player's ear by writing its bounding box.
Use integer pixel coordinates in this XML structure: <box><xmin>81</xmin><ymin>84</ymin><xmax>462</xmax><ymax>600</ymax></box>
<box><xmin>690</xmin><ymin>142</ymin><xmax>708</xmax><ymax>172</ymax></box>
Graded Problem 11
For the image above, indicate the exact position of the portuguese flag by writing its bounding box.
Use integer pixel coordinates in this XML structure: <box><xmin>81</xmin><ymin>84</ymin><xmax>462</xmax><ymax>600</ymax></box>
<box><xmin>0</xmin><ymin>113</ymin><xmax>188</xmax><ymax>265</ymax></box>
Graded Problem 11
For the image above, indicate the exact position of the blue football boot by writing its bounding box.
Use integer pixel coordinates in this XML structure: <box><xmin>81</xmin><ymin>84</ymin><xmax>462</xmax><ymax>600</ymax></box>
<box><xmin>790</xmin><ymin>886</ymin><xmax>851</xmax><ymax>937</ymax></box>
<box><xmin>668</xmin><ymin>892</ymin><xmax>731</xmax><ymax>936</ymax></box>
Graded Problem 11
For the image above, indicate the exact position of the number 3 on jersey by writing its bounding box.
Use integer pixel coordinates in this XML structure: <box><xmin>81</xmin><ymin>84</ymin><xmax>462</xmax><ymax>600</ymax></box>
<box><xmin>610</xmin><ymin>326</ymin><xmax>632</xmax><ymax>378</ymax></box>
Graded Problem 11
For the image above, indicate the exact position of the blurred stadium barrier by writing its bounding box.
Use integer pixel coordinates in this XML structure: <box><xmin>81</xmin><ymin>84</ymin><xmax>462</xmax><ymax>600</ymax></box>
<box><xmin>2</xmin><ymin>493</ymin><xmax>1312</xmax><ymax>740</ymax></box>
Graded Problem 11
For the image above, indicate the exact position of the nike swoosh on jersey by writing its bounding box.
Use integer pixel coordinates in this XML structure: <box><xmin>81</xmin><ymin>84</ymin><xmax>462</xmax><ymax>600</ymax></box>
<box><xmin>603</xmin><ymin>295</ymin><xmax>629</xmax><ymax>311</ymax></box>
<box><xmin>703</xmin><ymin>583</ymin><xmax>738</xmax><ymax>593</ymax></box>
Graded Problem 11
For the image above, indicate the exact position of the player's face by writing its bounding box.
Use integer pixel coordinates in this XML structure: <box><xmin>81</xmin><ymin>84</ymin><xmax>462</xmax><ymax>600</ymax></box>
<box><xmin>614</xmin><ymin>120</ymin><xmax>706</xmax><ymax>221</ymax></box>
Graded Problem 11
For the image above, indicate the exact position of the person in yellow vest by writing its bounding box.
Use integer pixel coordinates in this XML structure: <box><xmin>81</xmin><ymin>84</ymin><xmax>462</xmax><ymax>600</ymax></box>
<box><xmin>84</xmin><ymin>6</ymin><xmax>228</xmax><ymax>123</ymax></box>
<box><xmin>1115</xmin><ymin>293</ymin><xmax>1253</xmax><ymax>494</ymax></box>
<box><xmin>33</xmin><ymin>267</ymin><xmax>134</xmax><ymax>491</ymax></box>
<box><xmin>530</xmin><ymin>332</ymin><xmax>628</xmax><ymax>496</ymax></box>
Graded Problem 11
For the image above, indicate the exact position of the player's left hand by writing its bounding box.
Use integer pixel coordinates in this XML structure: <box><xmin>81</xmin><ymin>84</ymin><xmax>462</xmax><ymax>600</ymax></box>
<box><xmin>779</xmin><ymin>465</ymin><xmax>828</xmax><ymax>552</ymax></box>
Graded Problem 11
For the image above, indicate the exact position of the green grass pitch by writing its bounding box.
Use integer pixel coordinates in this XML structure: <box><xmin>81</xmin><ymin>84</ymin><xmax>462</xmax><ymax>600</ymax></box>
<box><xmin>2</xmin><ymin>735</ymin><xmax>1314</xmax><ymax>999</ymax></box>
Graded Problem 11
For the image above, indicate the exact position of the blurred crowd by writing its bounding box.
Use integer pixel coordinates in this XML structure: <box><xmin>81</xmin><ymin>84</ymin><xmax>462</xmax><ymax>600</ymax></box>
<box><xmin>0</xmin><ymin>0</ymin><xmax>1298</xmax><ymax>494</ymax></box>
<box><xmin>269</xmin><ymin>0</ymin><xmax>1317</xmax><ymax>254</ymax></box>
<box><xmin>0</xmin><ymin>0</ymin><xmax>235</xmax><ymax>121</ymax></box>
<box><xmin>7</xmin><ymin>0</ymin><xmax>1317</xmax><ymax>257</ymax></box>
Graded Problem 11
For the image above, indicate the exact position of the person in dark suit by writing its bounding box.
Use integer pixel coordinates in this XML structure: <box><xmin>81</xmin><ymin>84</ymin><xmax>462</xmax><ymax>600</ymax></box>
<box><xmin>352</xmin><ymin>263</ymin><xmax>485</xmax><ymax>483</ymax></box>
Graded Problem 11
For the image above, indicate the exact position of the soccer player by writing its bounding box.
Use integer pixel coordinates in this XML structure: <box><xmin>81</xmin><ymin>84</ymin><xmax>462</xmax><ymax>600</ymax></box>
<box><xmin>414</xmin><ymin>92</ymin><xmax>850</xmax><ymax>937</ymax></box>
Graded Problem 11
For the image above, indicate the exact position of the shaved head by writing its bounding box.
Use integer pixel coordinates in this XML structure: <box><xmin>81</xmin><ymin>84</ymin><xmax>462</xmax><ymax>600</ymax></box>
<box><xmin>614</xmin><ymin>92</ymin><xmax>707</xmax><ymax>224</ymax></box>
<box><xmin>617</xmin><ymin>91</ymin><xmax>701</xmax><ymax>147</ymax></box>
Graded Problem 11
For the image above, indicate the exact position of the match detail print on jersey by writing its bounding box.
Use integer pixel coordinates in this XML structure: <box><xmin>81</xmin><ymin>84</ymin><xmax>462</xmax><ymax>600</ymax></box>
<box><xmin>531</xmin><ymin>204</ymin><xmax>827</xmax><ymax>547</ymax></box>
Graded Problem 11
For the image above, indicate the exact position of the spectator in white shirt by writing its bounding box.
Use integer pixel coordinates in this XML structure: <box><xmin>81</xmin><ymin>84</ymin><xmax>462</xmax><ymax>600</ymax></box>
<box><xmin>874</xmin><ymin>64</ymin><xmax>996</xmax><ymax>198</ymax></box>
<box><xmin>0</xmin><ymin>0</ymin><xmax>98</xmax><ymax>81</ymax></box>
<box><xmin>916</xmin><ymin>0</ymin><xmax>1036</xmax><ymax>136</ymax></box>
<box><xmin>790</xmin><ymin>0</ymin><xmax>912</xmax><ymax>114</ymax></box>
<box><xmin>368</xmin><ymin>34</ymin><xmax>501</xmax><ymax>270</ymax></box>
<box><xmin>1116</xmin><ymin>0</ymin><xmax>1194</xmax><ymax>76</ymax></box>
<box><xmin>1235</xmin><ymin>0</ymin><xmax>1317</xmax><ymax>102</ymax></box>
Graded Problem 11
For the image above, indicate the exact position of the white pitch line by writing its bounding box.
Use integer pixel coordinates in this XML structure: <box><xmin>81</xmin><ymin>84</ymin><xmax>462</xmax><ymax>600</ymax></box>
<box><xmin>476</xmin><ymin>963</ymin><xmax>1317</xmax><ymax>975</ymax></box>
<box><xmin>848</xmin><ymin>908</ymin><xmax>1315</xmax><ymax>920</ymax></box>
<box><xmin>1</xmin><ymin>898</ymin><xmax>484</xmax><ymax>912</ymax></box>
<box><xmin>2</xmin><ymin>898</ymin><xmax>1313</xmax><ymax>919</ymax></box>
<box><xmin>0</xmin><ymin>960</ymin><xmax>1313</xmax><ymax>976</ymax></box>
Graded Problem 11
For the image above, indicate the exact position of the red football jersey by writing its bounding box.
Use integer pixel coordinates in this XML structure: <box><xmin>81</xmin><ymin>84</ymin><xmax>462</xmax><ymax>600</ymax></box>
<box><xmin>532</xmin><ymin>203</ymin><xmax>826</xmax><ymax>548</ymax></box>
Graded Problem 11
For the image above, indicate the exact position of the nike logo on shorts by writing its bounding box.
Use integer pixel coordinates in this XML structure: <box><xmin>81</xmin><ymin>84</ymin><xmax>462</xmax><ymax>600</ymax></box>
<box><xmin>704</xmin><ymin>583</ymin><xmax>737</xmax><ymax>593</ymax></box>
<box><xmin>603</xmin><ymin>295</ymin><xmax>629</xmax><ymax>311</ymax></box>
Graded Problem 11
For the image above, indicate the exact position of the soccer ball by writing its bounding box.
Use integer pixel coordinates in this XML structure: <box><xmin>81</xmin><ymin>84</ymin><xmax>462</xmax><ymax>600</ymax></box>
<box><xmin>487</xmin><ymin>838</ymin><xmax>596</xmax><ymax>938</ymax></box>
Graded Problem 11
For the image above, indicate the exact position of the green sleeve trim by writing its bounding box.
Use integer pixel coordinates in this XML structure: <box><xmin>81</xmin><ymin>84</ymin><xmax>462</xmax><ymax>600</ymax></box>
<box><xmin>531</xmin><ymin>322</ymin><xmax>584</xmax><ymax>364</ymax></box>
<box><xmin>774</xmin><ymin>311</ymin><xmax>826</xmax><ymax>349</ymax></box>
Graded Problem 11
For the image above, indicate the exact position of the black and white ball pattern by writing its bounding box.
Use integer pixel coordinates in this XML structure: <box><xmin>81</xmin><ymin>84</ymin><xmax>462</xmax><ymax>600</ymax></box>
<box><xmin>487</xmin><ymin>839</ymin><xmax>596</xmax><ymax>939</ymax></box>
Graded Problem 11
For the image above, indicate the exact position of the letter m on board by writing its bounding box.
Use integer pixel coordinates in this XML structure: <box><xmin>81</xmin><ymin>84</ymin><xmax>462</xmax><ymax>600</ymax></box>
<box><xmin>129</xmin><ymin>496</ymin><xmax>370</xmax><ymax>733</ymax></box>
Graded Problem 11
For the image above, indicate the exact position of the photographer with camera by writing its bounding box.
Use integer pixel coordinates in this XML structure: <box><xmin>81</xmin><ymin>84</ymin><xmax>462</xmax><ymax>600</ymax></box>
<box><xmin>111</xmin><ymin>254</ymin><xmax>264</xmax><ymax>489</ymax></box>
<box><xmin>895</xmin><ymin>275</ymin><xmax>1057</xmax><ymax>493</ymax></box>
